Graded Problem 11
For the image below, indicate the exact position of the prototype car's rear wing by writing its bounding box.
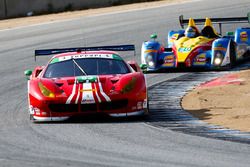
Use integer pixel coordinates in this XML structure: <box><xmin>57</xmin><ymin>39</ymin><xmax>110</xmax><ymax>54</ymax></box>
<box><xmin>34</xmin><ymin>44</ymin><xmax>135</xmax><ymax>61</ymax></box>
<box><xmin>179</xmin><ymin>12</ymin><xmax>250</xmax><ymax>35</ymax></box>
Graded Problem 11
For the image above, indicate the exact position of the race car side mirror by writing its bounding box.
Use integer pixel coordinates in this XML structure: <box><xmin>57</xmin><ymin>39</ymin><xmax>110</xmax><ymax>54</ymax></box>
<box><xmin>226</xmin><ymin>32</ymin><xmax>234</xmax><ymax>36</ymax></box>
<box><xmin>24</xmin><ymin>69</ymin><xmax>32</xmax><ymax>80</ymax></box>
<box><xmin>150</xmin><ymin>34</ymin><xmax>157</xmax><ymax>40</ymax></box>
<box><xmin>140</xmin><ymin>64</ymin><xmax>147</xmax><ymax>73</ymax></box>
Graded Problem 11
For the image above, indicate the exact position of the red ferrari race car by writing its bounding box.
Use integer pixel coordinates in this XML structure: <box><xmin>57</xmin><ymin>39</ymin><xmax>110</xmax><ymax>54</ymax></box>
<box><xmin>24</xmin><ymin>45</ymin><xmax>148</xmax><ymax>121</ymax></box>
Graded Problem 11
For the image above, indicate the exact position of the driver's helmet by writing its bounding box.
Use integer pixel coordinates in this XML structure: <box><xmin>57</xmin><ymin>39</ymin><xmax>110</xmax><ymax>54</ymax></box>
<box><xmin>185</xmin><ymin>26</ymin><xmax>199</xmax><ymax>38</ymax></box>
<box><xmin>184</xmin><ymin>18</ymin><xmax>199</xmax><ymax>38</ymax></box>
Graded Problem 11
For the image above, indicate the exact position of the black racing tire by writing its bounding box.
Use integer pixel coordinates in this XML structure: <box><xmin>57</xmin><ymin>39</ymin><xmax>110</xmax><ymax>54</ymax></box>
<box><xmin>229</xmin><ymin>40</ymin><xmax>237</xmax><ymax>68</ymax></box>
<box><xmin>30</xmin><ymin>114</ymin><xmax>35</xmax><ymax>121</ymax></box>
<box><xmin>146</xmin><ymin>99</ymin><xmax>149</xmax><ymax>115</ymax></box>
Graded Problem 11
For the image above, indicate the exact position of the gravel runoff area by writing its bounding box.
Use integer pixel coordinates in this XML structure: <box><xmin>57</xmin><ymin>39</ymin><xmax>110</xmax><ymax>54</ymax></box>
<box><xmin>1</xmin><ymin>0</ymin><xmax>249</xmax><ymax>133</ymax></box>
<box><xmin>182</xmin><ymin>69</ymin><xmax>250</xmax><ymax>132</ymax></box>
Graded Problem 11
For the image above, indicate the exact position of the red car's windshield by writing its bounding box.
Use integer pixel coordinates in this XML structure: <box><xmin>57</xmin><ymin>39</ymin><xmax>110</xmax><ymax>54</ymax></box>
<box><xmin>43</xmin><ymin>58</ymin><xmax>131</xmax><ymax>78</ymax></box>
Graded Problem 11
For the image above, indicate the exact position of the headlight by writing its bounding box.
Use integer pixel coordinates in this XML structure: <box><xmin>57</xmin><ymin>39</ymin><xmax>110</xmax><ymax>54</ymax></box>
<box><xmin>214</xmin><ymin>57</ymin><xmax>222</xmax><ymax>65</ymax></box>
<box><xmin>146</xmin><ymin>54</ymin><xmax>155</xmax><ymax>68</ymax></box>
<box><xmin>148</xmin><ymin>61</ymin><xmax>155</xmax><ymax>67</ymax></box>
<box><xmin>214</xmin><ymin>52</ymin><xmax>224</xmax><ymax>66</ymax></box>
<box><xmin>38</xmin><ymin>82</ymin><xmax>55</xmax><ymax>98</ymax></box>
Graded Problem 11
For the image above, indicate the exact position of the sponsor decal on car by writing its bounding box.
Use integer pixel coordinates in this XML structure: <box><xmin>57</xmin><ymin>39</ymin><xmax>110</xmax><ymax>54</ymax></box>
<box><xmin>81</xmin><ymin>83</ymin><xmax>95</xmax><ymax>104</ymax></box>
<box><xmin>163</xmin><ymin>55</ymin><xmax>175</xmax><ymax>67</ymax></box>
<box><xmin>77</xmin><ymin>76</ymin><xmax>97</xmax><ymax>83</ymax></box>
<box><xmin>178</xmin><ymin>47</ymin><xmax>192</xmax><ymax>53</ymax></box>
<box><xmin>79</xmin><ymin>89</ymin><xmax>96</xmax><ymax>92</ymax></box>
<box><xmin>144</xmin><ymin>49</ymin><xmax>157</xmax><ymax>53</ymax></box>
<box><xmin>194</xmin><ymin>53</ymin><xmax>206</xmax><ymax>65</ymax></box>
<box><xmin>213</xmin><ymin>47</ymin><xmax>227</xmax><ymax>51</ymax></box>
<box><xmin>240</xmin><ymin>31</ymin><xmax>248</xmax><ymax>42</ymax></box>
<box><xmin>50</xmin><ymin>54</ymin><xmax>122</xmax><ymax>64</ymax></box>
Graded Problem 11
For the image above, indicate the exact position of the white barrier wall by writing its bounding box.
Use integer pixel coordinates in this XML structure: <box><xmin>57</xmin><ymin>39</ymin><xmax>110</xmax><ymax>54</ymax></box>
<box><xmin>0</xmin><ymin>0</ymin><xmax>149</xmax><ymax>19</ymax></box>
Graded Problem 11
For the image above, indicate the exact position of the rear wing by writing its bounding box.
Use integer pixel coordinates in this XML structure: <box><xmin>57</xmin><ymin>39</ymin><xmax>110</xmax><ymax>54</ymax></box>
<box><xmin>179</xmin><ymin>12</ymin><xmax>250</xmax><ymax>35</ymax></box>
<box><xmin>34</xmin><ymin>44</ymin><xmax>135</xmax><ymax>61</ymax></box>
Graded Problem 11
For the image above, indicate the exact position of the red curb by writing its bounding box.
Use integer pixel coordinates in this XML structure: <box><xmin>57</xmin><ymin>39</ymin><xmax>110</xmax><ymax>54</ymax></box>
<box><xmin>198</xmin><ymin>74</ymin><xmax>242</xmax><ymax>88</ymax></box>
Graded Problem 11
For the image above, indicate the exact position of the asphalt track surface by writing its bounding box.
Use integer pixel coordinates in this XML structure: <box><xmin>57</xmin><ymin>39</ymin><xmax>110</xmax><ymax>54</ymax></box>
<box><xmin>0</xmin><ymin>0</ymin><xmax>250</xmax><ymax>166</ymax></box>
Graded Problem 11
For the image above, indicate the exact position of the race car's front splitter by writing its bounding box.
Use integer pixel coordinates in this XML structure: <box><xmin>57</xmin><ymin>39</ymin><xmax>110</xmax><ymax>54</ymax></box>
<box><xmin>32</xmin><ymin>109</ymin><xmax>147</xmax><ymax>121</ymax></box>
<box><xmin>109</xmin><ymin>110</ymin><xmax>146</xmax><ymax>117</ymax></box>
<box><xmin>33</xmin><ymin>116</ymin><xmax>70</xmax><ymax>122</ymax></box>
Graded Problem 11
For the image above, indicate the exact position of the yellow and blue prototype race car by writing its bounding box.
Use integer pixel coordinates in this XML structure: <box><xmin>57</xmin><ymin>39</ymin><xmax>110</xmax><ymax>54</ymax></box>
<box><xmin>141</xmin><ymin>13</ymin><xmax>250</xmax><ymax>71</ymax></box>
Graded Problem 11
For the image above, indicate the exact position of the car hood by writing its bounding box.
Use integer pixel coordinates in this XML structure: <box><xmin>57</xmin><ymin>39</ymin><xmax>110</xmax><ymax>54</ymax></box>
<box><xmin>173</xmin><ymin>36</ymin><xmax>214</xmax><ymax>62</ymax></box>
<box><xmin>38</xmin><ymin>73</ymin><xmax>142</xmax><ymax>104</ymax></box>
